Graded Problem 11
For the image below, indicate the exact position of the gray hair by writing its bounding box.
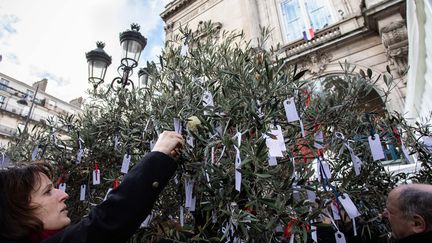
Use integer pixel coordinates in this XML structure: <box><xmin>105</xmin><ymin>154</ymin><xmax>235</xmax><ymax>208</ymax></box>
<box><xmin>398</xmin><ymin>186</ymin><xmax>432</xmax><ymax>230</ymax></box>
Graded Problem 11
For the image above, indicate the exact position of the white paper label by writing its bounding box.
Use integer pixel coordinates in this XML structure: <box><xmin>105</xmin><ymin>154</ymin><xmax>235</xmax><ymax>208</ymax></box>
<box><xmin>76</xmin><ymin>149</ymin><xmax>84</xmax><ymax>164</ymax></box>
<box><xmin>93</xmin><ymin>169</ymin><xmax>100</xmax><ymax>185</ymax></box>
<box><xmin>311</xmin><ymin>225</ymin><xmax>317</xmax><ymax>242</ymax></box>
<box><xmin>271</xmin><ymin>125</ymin><xmax>286</xmax><ymax>151</ymax></box>
<box><xmin>114</xmin><ymin>135</ymin><xmax>119</xmax><ymax>149</ymax></box>
<box><xmin>58</xmin><ymin>183</ymin><xmax>66</xmax><ymax>192</ymax></box>
<box><xmin>401</xmin><ymin>141</ymin><xmax>413</xmax><ymax>163</ymax></box>
<box><xmin>338</xmin><ymin>193</ymin><xmax>361</xmax><ymax>219</ymax></box>
<box><xmin>314</xmin><ymin>131</ymin><xmax>324</xmax><ymax>149</ymax></box>
<box><xmin>299</xmin><ymin>119</ymin><xmax>306</xmax><ymax>138</ymax></box>
<box><xmin>174</xmin><ymin>118</ymin><xmax>182</xmax><ymax>134</ymax></box>
<box><xmin>235</xmin><ymin>147</ymin><xmax>242</xmax><ymax>192</ymax></box>
<box><xmin>283</xmin><ymin>98</ymin><xmax>300</xmax><ymax>122</ymax></box>
<box><xmin>185</xmin><ymin>179</ymin><xmax>194</xmax><ymax>208</ymax></box>
<box><xmin>31</xmin><ymin>146</ymin><xmax>39</xmax><ymax>161</ymax></box>
<box><xmin>202</xmin><ymin>91</ymin><xmax>214</xmax><ymax>107</ymax></box>
<box><xmin>189</xmin><ymin>196</ymin><xmax>196</xmax><ymax>212</ymax></box>
<box><xmin>307</xmin><ymin>190</ymin><xmax>316</xmax><ymax>202</ymax></box>
<box><xmin>103</xmin><ymin>188</ymin><xmax>112</xmax><ymax>201</ymax></box>
<box><xmin>317</xmin><ymin>159</ymin><xmax>332</xmax><ymax>181</ymax></box>
<box><xmin>80</xmin><ymin>185</ymin><xmax>86</xmax><ymax>201</ymax></box>
<box><xmin>212</xmin><ymin>210</ymin><xmax>217</xmax><ymax>223</ymax></box>
<box><xmin>121</xmin><ymin>154</ymin><xmax>131</xmax><ymax>174</ymax></box>
<box><xmin>266</xmin><ymin>135</ymin><xmax>283</xmax><ymax>157</ymax></box>
<box><xmin>186</xmin><ymin>135</ymin><xmax>194</xmax><ymax>147</ymax></box>
<box><xmin>180</xmin><ymin>206</ymin><xmax>184</xmax><ymax>226</ymax></box>
<box><xmin>335</xmin><ymin>231</ymin><xmax>346</xmax><ymax>243</ymax></box>
<box><xmin>331</xmin><ymin>201</ymin><xmax>341</xmax><ymax>220</ymax></box>
<box><xmin>150</xmin><ymin>140</ymin><xmax>155</xmax><ymax>150</ymax></box>
<box><xmin>180</xmin><ymin>44</ymin><xmax>188</xmax><ymax>56</ymax></box>
<box><xmin>268</xmin><ymin>155</ymin><xmax>277</xmax><ymax>166</ymax></box>
<box><xmin>350</xmin><ymin>152</ymin><xmax>362</xmax><ymax>176</ymax></box>
<box><xmin>140</xmin><ymin>212</ymin><xmax>154</xmax><ymax>228</ymax></box>
<box><xmin>368</xmin><ymin>134</ymin><xmax>385</xmax><ymax>161</ymax></box>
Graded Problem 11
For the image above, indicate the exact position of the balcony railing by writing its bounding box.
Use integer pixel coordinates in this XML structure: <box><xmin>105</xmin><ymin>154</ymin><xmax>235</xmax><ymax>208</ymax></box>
<box><xmin>0</xmin><ymin>124</ymin><xmax>17</xmax><ymax>136</ymax></box>
<box><xmin>0</xmin><ymin>101</ymin><xmax>47</xmax><ymax>123</ymax></box>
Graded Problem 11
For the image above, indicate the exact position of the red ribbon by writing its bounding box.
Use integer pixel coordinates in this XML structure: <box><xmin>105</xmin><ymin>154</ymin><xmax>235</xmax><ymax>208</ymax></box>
<box><xmin>113</xmin><ymin>178</ymin><xmax>119</xmax><ymax>189</ymax></box>
<box><xmin>95</xmin><ymin>162</ymin><xmax>99</xmax><ymax>172</ymax></box>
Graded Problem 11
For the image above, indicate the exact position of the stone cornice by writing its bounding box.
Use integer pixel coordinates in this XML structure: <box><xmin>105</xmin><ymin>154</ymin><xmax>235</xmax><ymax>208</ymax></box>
<box><xmin>161</xmin><ymin>0</ymin><xmax>197</xmax><ymax>21</ymax></box>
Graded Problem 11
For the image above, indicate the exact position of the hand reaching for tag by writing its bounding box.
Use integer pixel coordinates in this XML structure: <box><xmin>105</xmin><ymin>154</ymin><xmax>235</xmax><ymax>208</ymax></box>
<box><xmin>152</xmin><ymin>131</ymin><xmax>185</xmax><ymax>159</ymax></box>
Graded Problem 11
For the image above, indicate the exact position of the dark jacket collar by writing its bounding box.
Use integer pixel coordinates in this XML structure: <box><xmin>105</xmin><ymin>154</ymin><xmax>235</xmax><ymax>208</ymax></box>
<box><xmin>397</xmin><ymin>231</ymin><xmax>432</xmax><ymax>243</ymax></box>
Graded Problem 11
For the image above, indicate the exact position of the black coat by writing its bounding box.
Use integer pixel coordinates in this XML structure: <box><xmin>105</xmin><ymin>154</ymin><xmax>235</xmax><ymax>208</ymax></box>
<box><xmin>0</xmin><ymin>151</ymin><xmax>177</xmax><ymax>243</ymax></box>
<box><xmin>395</xmin><ymin>231</ymin><xmax>432</xmax><ymax>243</ymax></box>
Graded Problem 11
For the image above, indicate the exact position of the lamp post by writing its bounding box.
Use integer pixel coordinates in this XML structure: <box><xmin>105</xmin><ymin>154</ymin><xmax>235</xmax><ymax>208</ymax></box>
<box><xmin>85</xmin><ymin>23</ymin><xmax>147</xmax><ymax>92</ymax></box>
<box><xmin>16</xmin><ymin>85</ymin><xmax>39</xmax><ymax>140</ymax></box>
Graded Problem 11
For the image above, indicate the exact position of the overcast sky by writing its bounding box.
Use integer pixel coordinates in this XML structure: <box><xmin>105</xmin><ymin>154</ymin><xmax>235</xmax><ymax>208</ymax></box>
<box><xmin>0</xmin><ymin>0</ymin><xmax>168</xmax><ymax>102</ymax></box>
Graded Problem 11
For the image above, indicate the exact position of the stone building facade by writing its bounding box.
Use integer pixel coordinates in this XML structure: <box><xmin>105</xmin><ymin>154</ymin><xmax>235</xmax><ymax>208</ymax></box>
<box><xmin>161</xmin><ymin>0</ymin><xmax>409</xmax><ymax>114</ymax></box>
<box><xmin>0</xmin><ymin>72</ymin><xmax>82</xmax><ymax>147</ymax></box>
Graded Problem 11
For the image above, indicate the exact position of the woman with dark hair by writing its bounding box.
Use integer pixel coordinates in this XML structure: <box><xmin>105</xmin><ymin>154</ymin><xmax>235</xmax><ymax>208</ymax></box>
<box><xmin>0</xmin><ymin>131</ymin><xmax>184</xmax><ymax>243</ymax></box>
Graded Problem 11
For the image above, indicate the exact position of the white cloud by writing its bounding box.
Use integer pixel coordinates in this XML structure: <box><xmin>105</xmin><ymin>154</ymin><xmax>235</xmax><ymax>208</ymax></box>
<box><xmin>0</xmin><ymin>0</ymin><xmax>166</xmax><ymax>102</ymax></box>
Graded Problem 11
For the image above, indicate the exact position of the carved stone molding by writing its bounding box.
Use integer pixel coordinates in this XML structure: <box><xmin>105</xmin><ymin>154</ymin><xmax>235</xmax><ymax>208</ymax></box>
<box><xmin>380</xmin><ymin>20</ymin><xmax>408</xmax><ymax>76</ymax></box>
<box><xmin>298</xmin><ymin>52</ymin><xmax>333</xmax><ymax>77</ymax></box>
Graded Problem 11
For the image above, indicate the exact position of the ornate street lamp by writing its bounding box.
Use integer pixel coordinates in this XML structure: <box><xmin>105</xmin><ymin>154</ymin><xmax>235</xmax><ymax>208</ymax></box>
<box><xmin>86</xmin><ymin>23</ymin><xmax>147</xmax><ymax>92</ymax></box>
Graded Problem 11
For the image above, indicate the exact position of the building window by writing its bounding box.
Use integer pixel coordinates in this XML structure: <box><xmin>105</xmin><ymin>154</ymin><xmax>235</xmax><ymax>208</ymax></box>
<box><xmin>0</xmin><ymin>95</ymin><xmax>5</xmax><ymax>105</ymax></box>
<box><xmin>0</xmin><ymin>78</ymin><xmax>9</xmax><ymax>91</ymax></box>
<box><xmin>48</xmin><ymin>100</ymin><xmax>56</xmax><ymax>106</ymax></box>
<box><xmin>279</xmin><ymin>0</ymin><xmax>334</xmax><ymax>42</ymax></box>
<box><xmin>26</xmin><ymin>89</ymin><xmax>34</xmax><ymax>98</ymax></box>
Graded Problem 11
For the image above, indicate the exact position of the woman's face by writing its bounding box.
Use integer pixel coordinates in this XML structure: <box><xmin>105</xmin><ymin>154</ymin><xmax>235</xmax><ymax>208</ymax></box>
<box><xmin>31</xmin><ymin>172</ymin><xmax>71</xmax><ymax>230</ymax></box>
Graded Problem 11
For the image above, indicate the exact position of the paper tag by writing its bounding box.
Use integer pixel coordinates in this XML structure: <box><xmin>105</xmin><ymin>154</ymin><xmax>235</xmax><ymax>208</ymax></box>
<box><xmin>335</xmin><ymin>231</ymin><xmax>346</xmax><ymax>243</ymax></box>
<box><xmin>150</xmin><ymin>140</ymin><xmax>155</xmax><ymax>150</ymax></box>
<box><xmin>422</xmin><ymin>136</ymin><xmax>432</xmax><ymax>147</ymax></box>
<box><xmin>93</xmin><ymin>169</ymin><xmax>100</xmax><ymax>185</ymax></box>
<box><xmin>189</xmin><ymin>196</ymin><xmax>196</xmax><ymax>212</ymax></box>
<box><xmin>289</xmin><ymin>234</ymin><xmax>295</xmax><ymax>243</ymax></box>
<box><xmin>185</xmin><ymin>179</ymin><xmax>194</xmax><ymax>208</ymax></box>
<box><xmin>114</xmin><ymin>135</ymin><xmax>119</xmax><ymax>150</ymax></box>
<box><xmin>314</xmin><ymin>131</ymin><xmax>324</xmax><ymax>149</ymax></box>
<box><xmin>271</xmin><ymin>125</ymin><xmax>286</xmax><ymax>151</ymax></box>
<box><xmin>180</xmin><ymin>206</ymin><xmax>184</xmax><ymax>226</ymax></box>
<box><xmin>317</xmin><ymin>159</ymin><xmax>331</xmax><ymax>181</ymax></box>
<box><xmin>103</xmin><ymin>188</ymin><xmax>112</xmax><ymax>201</ymax></box>
<box><xmin>174</xmin><ymin>118</ymin><xmax>182</xmax><ymax>134</ymax></box>
<box><xmin>268</xmin><ymin>155</ymin><xmax>277</xmax><ymax>166</ymax></box>
<box><xmin>121</xmin><ymin>154</ymin><xmax>131</xmax><ymax>174</ymax></box>
<box><xmin>266</xmin><ymin>135</ymin><xmax>283</xmax><ymax>157</ymax></box>
<box><xmin>58</xmin><ymin>183</ymin><xmax>66</xmax><ymax>192</ymax></box>
<box><xmin>338</xmin><ymin>193</ymin><xmax>361</xmax><ymax>219</ymax></box>
<box><xmin>299</xmin><ymin>119</ymin><xmax>306</xmax><ymax>138</ymax></box>
<box><xmin>180</xmin><ymin>44</ymin><xmax>188</xmax><ymax>56</ymax></box>
<box><xmin>31</xmin><ymin>145</ymin><xmax>39</xmax><ymax>161</ymax></box>
<box><xmin>401</xmin><ymin>141</ymin><xmax>413</xmax><ymax>163</ymax></box>
<box><xmin>350</xmin><ymin>152</ymin><xmax>362</xmax><ymax>176</ymax></box>
<box><xmin>293</xmin><ymin>187</ymin><xmax>301</xmax><ymax>202</ymax></box>
<box><xmin>202</xmin><ymin>91</ymin><xmax>214</xmax><ymax>107</ymax></box>
<box><xmin>311</xmin><ymin>225</ymin><xmax>317</xmax><ymax>242</ymax></box>
<box><xmin>186</xmin><ymin>135</ymin><xmax>194</xmax><ymax>147</ymax></box>
<box><xmin>331</xmin><ymin>201</ymin><xmax>341</xmax><ymax>220</ymax></box>
<box><xmin>368</xmin><ymin>134</ymin><xmax>385</xmax><ymax>161</ymax></box>
<box><xmin>307</xmin><ymin>190</ymin><xmax>316</xmax><ymax>202</ymax></box>
<box><xmin>235</xmin><ymin>147</ymin><xmax>242</xmax><ymax>192</ymax></box>
<box><xmin>283</xmin><ymin>98</ymin><xmax>300</xmax><ymax>122</ymax></box>
<box><xmin>212</xmin><ymin>209</ymin><xmax>217</xmax><ymax>223</ymax></box>
<box><xmin>140</xmin><ymin>212</ymin><xmax>154</xmax><ymax>228</ymax></box>
<box><xmin>80</xmin><ymin>185</ymin><xmax>86</xmax><ymax>201</ymax></box>
<box><xmin>76</xmin><ymin>149</ymin><xmax>84</xmax><ymax>164</ymax></box>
